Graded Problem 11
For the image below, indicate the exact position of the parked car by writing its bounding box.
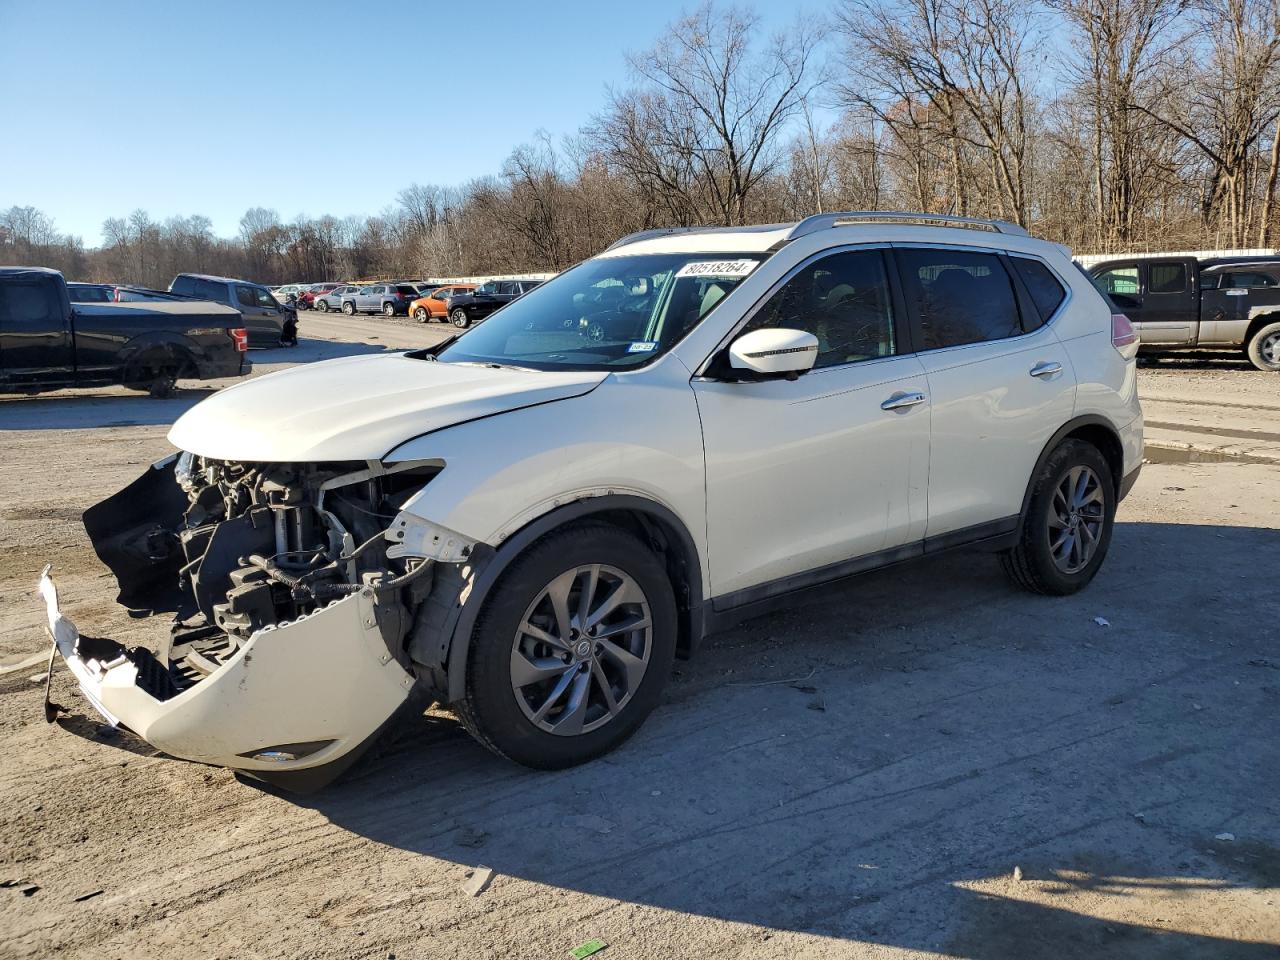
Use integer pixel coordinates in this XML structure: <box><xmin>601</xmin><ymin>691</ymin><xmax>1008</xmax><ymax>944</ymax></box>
<box><xmin>315</xmin><ymin>284</ymin><xmax>360</xmax><ymax>313</ymax></box>
<box><xmin>1088</xmin><ymin>255</ymin><xmax>1280</xmax><ymax>371</ymax></box>
<box><xmin>272</xmin><ymin>284</ymin><xmax>306</xmax><ymax>306</ymax></box>
<box><xmin>114</xmin><ymin>285</ymin><xmax>184</xmax><ymax>303</ymax></box>
<box><xmin>446</xmin><ymin>279</ymin><xmax>542</xmax><ymax>328</ymax></box>
<box><xmin>47</xmin><ymin>211</ymin><xmax>1142</xmax><ymax>790</ymax></box>
<box><xmin>169</xmin><ymin>273</ymin><xmax>296</xmax><ymax>347</ymax></box>
<box><xmin>66</xmin><ymin>282</ymin><xmax>115</xmax><ymax>303</ymax></box>
<box><xmin>408</xmin><ymin>283</ymin><xmax>476</xmax><ymax>322</ymax></box>
<box><xmin>1</xmin><ymin>267</ymin><xmax>249</xmax><ymax>397</ymax></box>
<box><xmin>298</xmin><ymin>283</ymin><xmax>341</xmax><ymax>310</ymax></box>
<box><xmin>341</xmin><ymin>283</ymin><xmax>421</xmax><ymax>317</ymax></box>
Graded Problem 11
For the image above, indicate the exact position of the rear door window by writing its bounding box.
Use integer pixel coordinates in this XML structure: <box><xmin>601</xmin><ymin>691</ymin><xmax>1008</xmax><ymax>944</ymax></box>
<box><xmin>896</xmin><ymin>248</ymin><xmax>1023</xmax><ymax>350</ymax></box>
<box><xmin>0</xmin><ymin>279</ymin><xmax>60</xmax><ymax>328</ymax></box>
<box><xmin>1150</xmin><ymin>262</ymin><xmax>1188</xmax><ymax>294</ymax></box>
<box><xmin>171</xmin><ymin>276</ymin><xmax>195</xmax><ymax>296</ymax></box>
<box><xmin>1010</xmin><ymin>257</ymin><xmax>1067</xmax><ymax>327</ymax></box>
<box><xmin>235</xmin><ymin>285</ymin><xmax>257</xmax><ymax>308</ymax></box>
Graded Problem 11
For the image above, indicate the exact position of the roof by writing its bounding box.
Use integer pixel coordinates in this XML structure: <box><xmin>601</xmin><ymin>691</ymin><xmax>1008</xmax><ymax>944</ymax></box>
<box><xmin>0</xmin><ymin>266</ymin><xmax>63</xmax><ymax>278</ymax></box>
<box><xmin>596</xmin><ymin>212</ymin><xmax>1044</xmax><ymax>259</ymax></box>
<box><xmin>176</xmin><ymin>272</ymin><xmax>256</xmax><ymax>285</ymax></box>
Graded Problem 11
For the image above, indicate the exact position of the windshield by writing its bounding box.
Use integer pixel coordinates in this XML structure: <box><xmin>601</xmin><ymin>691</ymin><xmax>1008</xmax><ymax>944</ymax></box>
<box><xmin>436</xmin><ymin>253</ymin><xmax>764</xmax><ymax>370</ymax></box>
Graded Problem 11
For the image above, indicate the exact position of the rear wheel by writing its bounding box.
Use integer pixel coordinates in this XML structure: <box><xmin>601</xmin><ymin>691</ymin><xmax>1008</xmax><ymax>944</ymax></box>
<box><xmin>414</xmin><ymin>307</ymin><xmax>428</xmax><ymax>322</ymax></box>
<box><xmin>1001</xmin><ymin>439</ymin><xmax>1115</xmax><ymax>595</ymax></box>
<box><xmin>1245</xmin><ymin>320</ymin><xmax>1280</xmax><ymax>371</ymax></box>
<box><xmin>342</xmin><ymin>301</ymin><xmax>355</xmax><ymax>316</ymax></box>
<box><xmin>451</xmin><ymin>308</ymin><xmax>470</xmax><ymax>328</ymax></box>
<box><xmin>383</xmin><ymin>302</ymin><xmax>396</xmax><ymax>317</ymax></box>
<box><xmin>455</xmin><ymin>523</ymin><xmax>677</xmax><ymax>769</ymax></box>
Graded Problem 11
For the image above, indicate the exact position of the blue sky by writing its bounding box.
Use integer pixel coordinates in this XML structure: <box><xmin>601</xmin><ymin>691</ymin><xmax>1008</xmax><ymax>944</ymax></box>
<box><xmin>0</xmin><ymin>0</ymin><xmax>817</xmax><ymax>245</ymax></box>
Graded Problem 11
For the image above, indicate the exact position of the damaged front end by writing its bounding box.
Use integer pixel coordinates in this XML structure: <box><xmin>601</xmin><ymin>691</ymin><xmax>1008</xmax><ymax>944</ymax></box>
<box><xmin>43</xmin><ymin>453</ymin><xmax>455</xmax><ymax>789</ymax></box>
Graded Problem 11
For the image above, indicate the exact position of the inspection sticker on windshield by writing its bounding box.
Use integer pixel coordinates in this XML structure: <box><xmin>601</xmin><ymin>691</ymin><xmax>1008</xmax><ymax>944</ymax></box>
<box><xmin>676</xmin><ymin>259</ymin><xmax>757</xmax><ymax>278</ymax></box>
<box><xmin>627</xmin><ymin>341</ymin><xmax>657</xmax><ymax>353</ymax></box>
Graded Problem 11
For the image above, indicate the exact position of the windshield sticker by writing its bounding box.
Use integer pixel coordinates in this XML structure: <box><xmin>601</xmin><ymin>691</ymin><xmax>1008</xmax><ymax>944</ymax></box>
<box><xmin>675</xmin><ymin>259</ymin><xmax>758</xmax><ymax>279</ymax></box>
<box><xmin>627</xmin><ymin>341</ymin><xmax>658</xmax><ymax>353</ymax></box>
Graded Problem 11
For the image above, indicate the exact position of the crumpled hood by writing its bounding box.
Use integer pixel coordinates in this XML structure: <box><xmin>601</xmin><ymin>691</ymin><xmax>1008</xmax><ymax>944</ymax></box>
<box><xmin>168</xmin><ymin>352</ymin><xmax>606</xmax><ymax>461</ymax></box>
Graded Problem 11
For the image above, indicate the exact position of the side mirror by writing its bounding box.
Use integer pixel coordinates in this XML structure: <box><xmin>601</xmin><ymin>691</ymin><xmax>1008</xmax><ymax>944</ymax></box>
<box><xmin>728</xmin><ymin>328</ymin><xmax>819</xmax><ymax>380</ymax></box>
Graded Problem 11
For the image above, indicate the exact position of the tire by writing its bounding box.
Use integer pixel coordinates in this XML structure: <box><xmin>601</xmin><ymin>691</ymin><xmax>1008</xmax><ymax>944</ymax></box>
<box><xmin>451</xmin><ymin>308</ymin><xmax>470</xmax><ymax>328</ymax></box>
<box><xmin>455</xmin><ymin>522</ymin><xmax>677</xmax><ymax>769</ymax></box>
<box><xmin>1245</xmin><ymin>320</ymin><xmax>1280</xmax><ymax>372</ymax></box>
<box><xmin>147</xmin><ymin>370</ymin><xmax>178</xmax><ymax>399</ymax></box>
<box><xmin>342</xmin><ymin>301</ymin><xmax>355</xmax><ymax>316</ymax></box>
<box><xmin>1001</xmin><ymin>439</ymin><xmax>1116</xmax><ymax>596</ymax></box>
<box><xmin>414</xmin><ymin>307</ymin><xmax>428</xmax><ymax>322</ymax></box>
<box><xmin>317</xmin><ymin>300</ymin><xmax>329</xmax><ymax>313</ymax></box>
<box><xmin>383</xmin><ymin>302</ymin><xmax>396</xmax><ymax>317</ymax></box>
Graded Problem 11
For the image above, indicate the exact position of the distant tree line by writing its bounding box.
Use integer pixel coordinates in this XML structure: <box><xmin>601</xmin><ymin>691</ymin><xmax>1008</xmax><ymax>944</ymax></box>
<box><xmin>6</xmin><ymin>0</ymin><xmax>1280</xmax><ymax>288</ymax></box>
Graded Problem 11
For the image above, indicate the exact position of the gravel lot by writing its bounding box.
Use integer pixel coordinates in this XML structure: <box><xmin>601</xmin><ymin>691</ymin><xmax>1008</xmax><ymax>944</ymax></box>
<box><xmin>1</xmin><ymin>316</ymin><xmax>1277</xmax><ymax>959</ymax></box>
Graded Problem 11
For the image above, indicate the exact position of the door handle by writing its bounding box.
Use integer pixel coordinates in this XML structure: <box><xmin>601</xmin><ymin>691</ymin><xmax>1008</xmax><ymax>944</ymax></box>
<box><xmin>881</xmin><ymin>391</ymin><xmax>927</xmax><ymax>411</ymax></box>
<box><xmin>1029</xmin><ymin>361</ymin><xmax>1063</xmax><ymax>379</ymax></box>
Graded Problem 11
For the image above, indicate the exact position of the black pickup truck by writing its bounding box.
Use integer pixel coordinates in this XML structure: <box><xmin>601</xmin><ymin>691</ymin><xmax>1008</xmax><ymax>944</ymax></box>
<box><xmin>1089</xmin><ymin>256</ymin><xmax>1280</xmax><ymax>371</ymax></box>
<box><xmin>0</xmin><ymin>267</ymin><xmax>251</xmax><ymax>397</ymax></box>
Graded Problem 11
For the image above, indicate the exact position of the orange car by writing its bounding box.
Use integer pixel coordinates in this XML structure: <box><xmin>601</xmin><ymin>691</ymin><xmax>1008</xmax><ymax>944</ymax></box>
<box><xmin>410</xmin><ymin>283</ymin><xmax>477</xmax><ymax>322</ymax></box>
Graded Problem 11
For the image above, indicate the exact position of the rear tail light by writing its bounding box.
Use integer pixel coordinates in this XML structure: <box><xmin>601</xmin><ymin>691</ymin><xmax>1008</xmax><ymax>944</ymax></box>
<box><xmin>229</xmin><ymin>327</ymin><xmax>249</xmax><ymax>352</ymax></box>
<box><xmin>1111</xmin><ymin>313</ymin><xmax>1138</xmax><ymax>357</ymax></box>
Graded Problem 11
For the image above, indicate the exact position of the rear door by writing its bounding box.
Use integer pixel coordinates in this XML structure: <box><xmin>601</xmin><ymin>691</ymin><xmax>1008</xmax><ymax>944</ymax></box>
<box><xmin>235</xmin><ymin>285</ymin><xmax>278</xmax><ymax>344</ymax></box>
<box><xmin>1140</xmin><ymin>260</ymin><xmax>1196</xmax><ymax>343</ymax></box>
<box><xmin>895</xmin><ymin>246</ymin><xmax>1077</xmax><ymax>541</ymax></box>
<box><xmin>0</xmin><ymin>275</ymin><xmax>74</xmax><ymax>386</ymax></box>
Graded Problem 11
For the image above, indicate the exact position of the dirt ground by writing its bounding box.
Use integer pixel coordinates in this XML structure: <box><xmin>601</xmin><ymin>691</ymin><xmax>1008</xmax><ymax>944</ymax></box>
<box><xmin>1</xmin><ymin>317</ymin><xmax>1277</xmax><ymax>959</ymax></box>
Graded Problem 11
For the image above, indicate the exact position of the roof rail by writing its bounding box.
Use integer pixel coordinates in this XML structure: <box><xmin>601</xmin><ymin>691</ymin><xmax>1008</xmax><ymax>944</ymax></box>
<box><xmin>785</xmin><ymin>211</ymin><xmax>1029</xmax><ymax>242</ymax></box>
<box><xmin>604</xmin><ymin>226</ymin><xmax>715</xmax><ymax>252</ymax></box>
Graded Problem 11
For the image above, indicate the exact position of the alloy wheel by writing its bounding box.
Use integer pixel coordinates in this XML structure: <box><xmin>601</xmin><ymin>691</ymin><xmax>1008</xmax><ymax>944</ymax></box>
<box><xmin>510</xmin><ymin>563</ymin><xmax>652</xmax><ymax>736</ymax></box>
<box><xmin>1047</xmin><ymin>465</ymin><xmax>1105</xmax><ymax>574</ymax></box>
<box><xmin>1262</xmin><ymin>330</ymin><xmax>1280</xmax><ymax>367</ymax></box>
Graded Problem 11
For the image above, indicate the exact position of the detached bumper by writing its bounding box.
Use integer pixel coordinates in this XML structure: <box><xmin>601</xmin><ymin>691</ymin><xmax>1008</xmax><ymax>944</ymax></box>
<box><xmin>39</xmin><ymin>569</ymin><xmax>414</xmax><ymax>784</ymax></box>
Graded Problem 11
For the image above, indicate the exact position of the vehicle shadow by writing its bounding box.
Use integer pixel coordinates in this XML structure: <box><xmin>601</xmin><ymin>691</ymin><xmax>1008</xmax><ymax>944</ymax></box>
<box><xmin>284</xmin><ymin>519</ymin><xmax>1280</xmax><ymax>956</ymax></box>
<box><xmin>0</xmin><ymin>337</ymin><xmax>395</xmax><ymax>431</ymax></box>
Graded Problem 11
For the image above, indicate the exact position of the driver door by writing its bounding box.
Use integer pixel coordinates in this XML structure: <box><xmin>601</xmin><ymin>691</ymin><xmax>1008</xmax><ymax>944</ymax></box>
<box><xmin>691</xmin><ymin>248</ymin><xmax>929</xmax><ymax>605</ymax></box>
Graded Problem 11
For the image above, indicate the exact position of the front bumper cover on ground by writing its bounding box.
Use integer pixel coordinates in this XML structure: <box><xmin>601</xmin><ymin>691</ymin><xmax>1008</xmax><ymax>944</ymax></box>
<box><xmin>39</xmin><ymin>568</ymin><xmax>415</xmax><ymax>784</ymax></box>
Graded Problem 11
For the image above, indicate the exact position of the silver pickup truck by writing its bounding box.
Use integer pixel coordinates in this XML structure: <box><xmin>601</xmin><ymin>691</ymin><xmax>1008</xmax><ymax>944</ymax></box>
<box><xmin>1089</xmin><ymin>256</ymin><xmax>1280</xmax><ymax>371</ymax></box>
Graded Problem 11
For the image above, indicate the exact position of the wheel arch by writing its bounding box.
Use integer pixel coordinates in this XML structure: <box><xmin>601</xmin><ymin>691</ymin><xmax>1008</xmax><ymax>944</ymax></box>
<box><xmin>1019</xmin><ymin>415</ymin><xmax>1125</xmax><ymax>522</ymax></box>
<box><xmin>119</xmin><ymin>335</ymin><xmax>199</xmax><ymax>382</ymax></box>
<box><xmin>1245</xmin><ymin>311</ymin><xmax>1280</xmax><ymax>347</ymax></box>
<box><xmin>433</xmin><ymin>495</ymin><xmax>705</xmax><ymax>704</ymax></box>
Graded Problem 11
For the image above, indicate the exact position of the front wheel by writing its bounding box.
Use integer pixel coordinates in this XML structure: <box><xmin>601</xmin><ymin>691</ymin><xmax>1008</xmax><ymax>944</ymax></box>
<box><xmin>341</xmin><ymin>301</ymin><xmax>355</xmax><ymax>316</ymax></box>
<box><xmin>414</xmin><ymin>307</ymin><xmax>428</xmax><ymax>322</ymax></box>
<box><xmin>455</xmin><ymin>523</ymin><xmax>677</xmax><ymax>769</ymax></box>
<box><xmin>1245</xmin><ymin>321</ymin><xmax>1280</xmax><ymax>371</ymax></box>
<box><xmin>317</xmin><ymin>299</ymin><xmax>329</xmax><ymax>313</ymax></box>
<box><xmin>451</xmin><ymin>308</ymin><xmax>470</xmax><ymax>328</ymax></box>
<box><xmin>1001</xmin><ymin>439</ymin><xmax>1116</xmax><ymax>595</ymax></box>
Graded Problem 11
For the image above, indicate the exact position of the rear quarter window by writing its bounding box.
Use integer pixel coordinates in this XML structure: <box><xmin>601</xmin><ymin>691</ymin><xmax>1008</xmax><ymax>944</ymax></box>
<box><xmin>1011</xmin><ymin>257</ymin><xmax>1067</xmax><ymax>327</ymax></box>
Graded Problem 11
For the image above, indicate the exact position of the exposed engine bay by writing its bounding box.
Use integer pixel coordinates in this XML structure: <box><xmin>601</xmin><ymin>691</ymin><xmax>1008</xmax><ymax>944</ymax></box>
<box><xmin>82</xmin><ymin>453</ymin><xmax>443</xmax><ymax>702</ymax></box>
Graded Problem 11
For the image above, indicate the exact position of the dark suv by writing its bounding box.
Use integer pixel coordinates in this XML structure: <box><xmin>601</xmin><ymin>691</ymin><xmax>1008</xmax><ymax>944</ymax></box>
<box><xmin>169</xmin><ymin>274</ymin><xmax>296</xmax><ymax>347</ymax></box>
<box><xmin>446</xmin><ymin>279</ymin><xmax>542</xmax><ymax>328</ymax></box>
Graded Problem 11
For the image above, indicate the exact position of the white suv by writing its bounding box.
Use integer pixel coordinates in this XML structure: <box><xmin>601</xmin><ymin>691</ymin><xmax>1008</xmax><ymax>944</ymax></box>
<box><xmin>43</xmin><ymin>212</ymin><xmax>1143</xmax><ymax>789</ymax></box>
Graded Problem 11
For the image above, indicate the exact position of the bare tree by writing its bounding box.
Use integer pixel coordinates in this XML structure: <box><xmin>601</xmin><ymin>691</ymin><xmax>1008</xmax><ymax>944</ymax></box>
<box><xmin>595</xmin><ymin>1</ymin><xmax>820</xmax><ymax>226</ymax></box>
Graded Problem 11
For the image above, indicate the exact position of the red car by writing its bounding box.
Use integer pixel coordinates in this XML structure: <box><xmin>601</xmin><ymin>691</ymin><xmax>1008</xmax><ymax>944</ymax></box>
<box><xmin>298</xmin><ymin>283</ymin><xmax>343</xmax><ymax>310</ymax></box>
